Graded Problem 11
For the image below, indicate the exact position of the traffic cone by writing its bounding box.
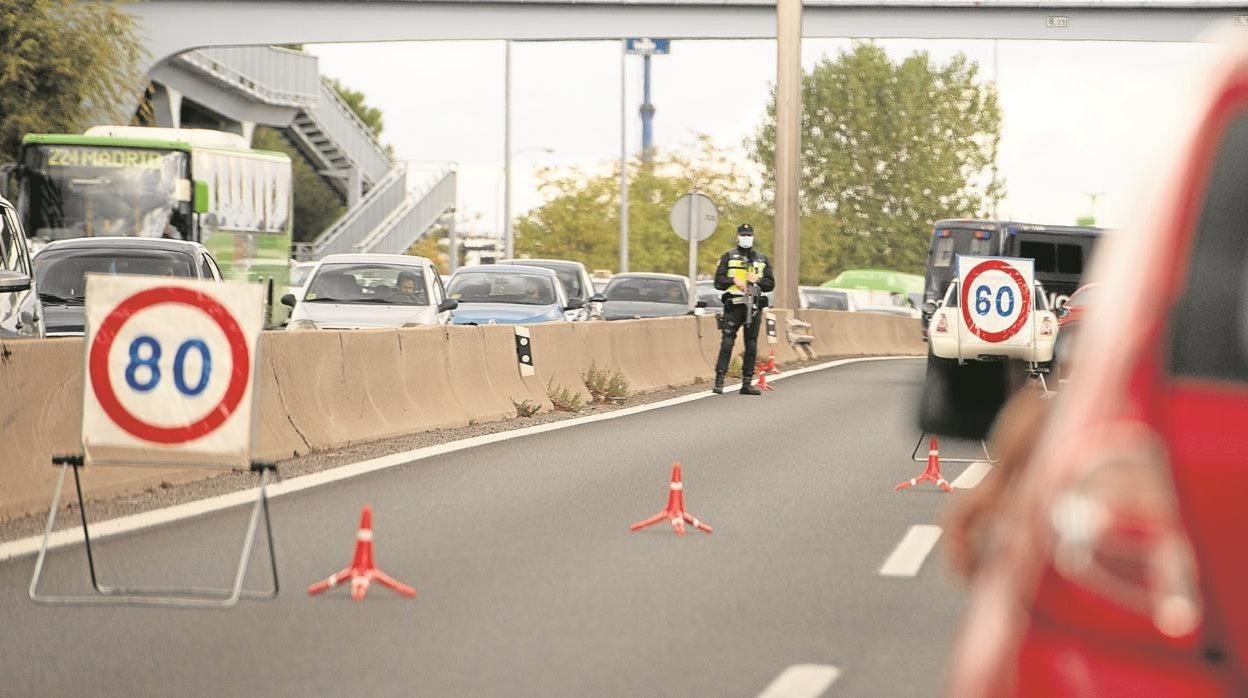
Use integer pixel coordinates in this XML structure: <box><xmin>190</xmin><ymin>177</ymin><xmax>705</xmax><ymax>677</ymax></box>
<box><xmin>755</xmin><ymin>350</ymin><xmax>780</xmax><ymax>391</ymax></box>
<box><xmin>630</xmin><ymin>463</ymin><xmax>713</xmax><ymax>535</ymax></box>
<box><xmin>307</xmin><ymin>505</ymin><xmax>417</xmax><ymax>600</ymax></box>
<box><xmin>761</xmin><ymin>349</ymin><xmax>780</xmax><ymax>375</ymax></box>
<box><xmin>895</xmin><ymin>435</ymin><xmax>952</xmax><ymax>493</ymax></box>
<box><xmin>755</xmin><ymin>363</ymin><xmax>775</xmax><ymax>391</ymax></box>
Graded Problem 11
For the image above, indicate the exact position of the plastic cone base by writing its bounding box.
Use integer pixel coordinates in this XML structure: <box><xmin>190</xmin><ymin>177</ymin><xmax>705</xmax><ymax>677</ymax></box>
<box><xmin>308</xmin><ymin>505</ymin><xmax>417</xmax><ymax>600</ymax></box>
<box><xmin>895</xmin><ymin>436</ymin><xmax>952</xmax><ymax>493</ymax></box>
<box><xmin>630</xmin><ymin>463</ymin><xmax>713</xmax><ymax>535</ymax></box>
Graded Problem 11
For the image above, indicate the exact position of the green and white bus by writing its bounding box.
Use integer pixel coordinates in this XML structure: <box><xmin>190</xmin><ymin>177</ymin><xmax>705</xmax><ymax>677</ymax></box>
<box><xmin>4</xmin><ymin>126</ymin><xmax>293</xmax><ymax>325</ymax></box>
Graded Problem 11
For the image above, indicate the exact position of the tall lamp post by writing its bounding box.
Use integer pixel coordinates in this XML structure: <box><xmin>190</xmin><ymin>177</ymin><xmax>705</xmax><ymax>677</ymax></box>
<box><xmin>497</xmin><ymin>146</ymin><xmax>555</xmax><ymax>252</ymax></box>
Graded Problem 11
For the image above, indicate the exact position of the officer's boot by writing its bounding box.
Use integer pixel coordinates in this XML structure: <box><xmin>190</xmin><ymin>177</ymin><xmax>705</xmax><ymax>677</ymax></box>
<box><xmin>739</xmin><ymin>377</ymin><xmax>762</xmax><ymax>396</ymax></box>
<box><xmin>712</xmin><ymin>372</ymin><xmax>726</xmax><ymax>394</ymax></box>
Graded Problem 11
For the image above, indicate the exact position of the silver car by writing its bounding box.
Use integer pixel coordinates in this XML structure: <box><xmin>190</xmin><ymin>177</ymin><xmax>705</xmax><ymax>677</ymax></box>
<box><xmin>284</xmin><ymin>253</ymin><xmax>456</xmax><ymax>330</ymax></box>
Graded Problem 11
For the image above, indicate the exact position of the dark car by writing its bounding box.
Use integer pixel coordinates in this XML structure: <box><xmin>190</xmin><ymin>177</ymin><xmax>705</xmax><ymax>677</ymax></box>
<box><xmin>499</xmin><ymin>258</ymin><xmax>597</xmax><ymax>320</ymax></box>
<box><xmin>446</xmin><ymin>265</ymin><xmax>581</xmax><ymax>325</ymax></box>
<box><xmin>593</xmin><ymin>272</ymin><xmax>695</xmax><ymax>321</ymax></box>
<box><xmin>0</xmin><ymin>195</ymin><xmax>41</xmax><ymax>338</ymax></box>
<box><xmin>32</xmin><ymin>237</ymin><xmax>223</xmax><ymax>336</ymax></box>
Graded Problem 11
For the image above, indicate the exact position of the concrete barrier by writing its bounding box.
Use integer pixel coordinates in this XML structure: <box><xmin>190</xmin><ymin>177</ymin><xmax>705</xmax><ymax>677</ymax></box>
<box><xmin>0</xmin><ymin>311</ymin><xmax>924</xmax><ymax>522</ymax></box>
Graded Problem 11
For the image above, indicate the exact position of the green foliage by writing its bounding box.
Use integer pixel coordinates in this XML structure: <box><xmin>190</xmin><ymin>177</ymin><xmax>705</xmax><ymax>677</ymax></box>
<box><xmin>252</xmin><ymin>127</ymin><xmax>346</xmax><ymax>242</ymax></box>
<box><xmin>512</xmin><ymin>399</ymin><xmax>541</xmax><ymax>418</ymax></box>
<box><xmin>546</xmin><ymin>381</ymin><xmax>586</xmax><ymax>413</ymax></box>
<box><xmin>750</xmin><ymin>42</ymin><xmax>1004</xmax><ymax>282</ymax></box>
<box><xmin>327</xmin><ymin>78</ymin><xmax>385</xmax><ymax>138</ymax></box>
<box><xmin>515</xmin><ymin>136</ymin><xmax>771</xmax><ymax>277</ymax></box>
<box><xmin>582</xmin><ymin>364</ymin><xmax>631</xmax><ymax>403</ymax></box>
<box><xmin>0</xmin><ymin>0</ymin><xmax>144</xmax><ymax>162</ymax></box>
<box><xmin>407</xmin><ymin>234</ymin><xmax>448</xmax><ymax>274</ymax></box>
<box><xmin>726</xmin><ymin>356</ymin><xmax>743</xmax><ymax>379</ymax></box>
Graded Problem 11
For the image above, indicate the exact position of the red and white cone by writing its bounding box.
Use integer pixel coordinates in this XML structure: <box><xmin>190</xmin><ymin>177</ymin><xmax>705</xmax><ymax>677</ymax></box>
<box><xmin>755</xmin><ymin>350</ymin><xmax>780</xmax><ymax>391</ymax></box>
<box><xmin>630</xmin><ymin>463</ymin><xmax>713</xmax><ymax>535</ymax></box>
<box><xmin>307</xmin><ymin>505</ymin><xmax>417</xmax><ymax>600</ymax></box>
<box><xmin>895</xmin><ymin>435</ymin><xmax>952</xmax><ymax>493</ymax></box>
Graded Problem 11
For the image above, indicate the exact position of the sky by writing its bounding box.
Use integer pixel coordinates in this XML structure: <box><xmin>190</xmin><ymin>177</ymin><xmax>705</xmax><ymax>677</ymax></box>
<box><xmin>308</xmin><ymin>37</ymin><xmax>1218</xmax><ymax>238</ymax></box>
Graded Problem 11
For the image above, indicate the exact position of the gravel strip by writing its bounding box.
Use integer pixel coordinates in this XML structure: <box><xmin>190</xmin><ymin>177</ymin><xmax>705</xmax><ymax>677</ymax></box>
<box><xmin>0</xmin><ymin>359</ymin><xmax>832</xmax><ymax>544</ymax></box>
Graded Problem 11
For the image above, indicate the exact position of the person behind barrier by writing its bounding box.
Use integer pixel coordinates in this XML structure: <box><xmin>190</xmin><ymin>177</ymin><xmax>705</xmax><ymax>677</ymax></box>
<box><xmin>711</xmin><ymin>223</ymin><xmax>775</xmax><ymax>395</ymax></box>
<box><xmin>396</xmin><ymin>271</ymin><xmax>420</xmax><ymax>301</ymax></box>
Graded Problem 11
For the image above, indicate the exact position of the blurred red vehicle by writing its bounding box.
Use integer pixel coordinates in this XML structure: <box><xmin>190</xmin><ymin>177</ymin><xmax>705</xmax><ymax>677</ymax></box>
<box><xmin>1053</xmin><ymin>282</ymin><xmax>1100</xmax><ymax>379</ymax></box>
<box><xmin>949</xmin><ymin>41</ymin><xmax>1248</xmax><ymax>696</ymax></box>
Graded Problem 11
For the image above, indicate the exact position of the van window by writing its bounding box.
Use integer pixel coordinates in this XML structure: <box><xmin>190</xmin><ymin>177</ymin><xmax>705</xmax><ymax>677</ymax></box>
<box><xmin>933</xmin><ymin>236</ymin><xmax>954</xmax><ymax>267</ymax></box>
<box><xmin>1169</xmin><ymin>112</ymin><xmax>1248</xmax><ymax>382</ymax></box>
<box><xmin>1020</xmin><ymin>241</ymin><xmax>1056</xmax><ymax>273</ymax></box>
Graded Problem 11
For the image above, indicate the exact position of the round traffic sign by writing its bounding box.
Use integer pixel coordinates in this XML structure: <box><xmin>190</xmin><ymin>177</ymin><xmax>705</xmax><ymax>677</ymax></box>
<box><xmin>669</xmin><ymin>193</ymin><xmax>719</xmax><ymax>242</ymax></box>
<box><xmin>87</xmin><ymin>287</ymin><xmax>251</xmax><ymax>445</ymax></box>
<box><xmin>959</xmin><ymin>259</ymin><xmax>1032</xmax><ymax>343</ymax></box>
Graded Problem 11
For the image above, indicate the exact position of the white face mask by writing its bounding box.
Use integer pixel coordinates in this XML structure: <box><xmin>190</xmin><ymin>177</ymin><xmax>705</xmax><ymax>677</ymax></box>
<box><xmin>737</xmin><ymin>235</ymin><xmax>754</xmax><ymax>249</ymax></box>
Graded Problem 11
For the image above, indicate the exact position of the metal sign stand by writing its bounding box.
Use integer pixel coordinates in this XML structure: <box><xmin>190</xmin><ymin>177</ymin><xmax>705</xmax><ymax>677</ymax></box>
<box><xmin>29</xmin><ymin>456</ymin><xmax>279</xmax><ymax>609</ymax></box>
<box><xmin>910</xmin><ymin>433</ymin><xmax>999</xmax><ymax>464</ymax></box>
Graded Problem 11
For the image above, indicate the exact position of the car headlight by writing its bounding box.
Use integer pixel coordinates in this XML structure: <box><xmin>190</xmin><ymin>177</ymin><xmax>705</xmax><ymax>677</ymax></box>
<box><xmin>286</xmin><ymin>319</ymin><xmax>318</xmax><ymax>331</ymax></box>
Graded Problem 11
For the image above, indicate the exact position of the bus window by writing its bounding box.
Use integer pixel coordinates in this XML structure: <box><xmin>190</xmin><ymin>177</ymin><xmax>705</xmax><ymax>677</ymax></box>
<box><xmin>1057</xmin><ymin>244</ymin><xmax>1084</xmax><ymax>274</ymax></box>
<box><xmin>1020</xmin><ymin>241</ymin><xmax>1057</xmax><ymax>272</ymax></box>
<box><xmin>970</xmin><ymin>235</ymin><xmax>993</xmax><ymax>256</ymax></box>
<box><xmin>933</xmin><ymin>236</ymin><xmax>955</xmax><ymax>267</ymax></box>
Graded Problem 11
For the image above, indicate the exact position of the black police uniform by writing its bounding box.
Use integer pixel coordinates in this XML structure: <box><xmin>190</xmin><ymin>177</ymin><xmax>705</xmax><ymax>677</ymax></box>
<box><xmin>712</xmin><ymin>227</ymin><xmax>775</xmax><ymax>394</ymax></box>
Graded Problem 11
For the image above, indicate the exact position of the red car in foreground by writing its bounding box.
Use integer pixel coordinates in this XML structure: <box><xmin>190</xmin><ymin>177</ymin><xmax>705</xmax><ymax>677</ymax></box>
<box><xmin>1053</xmin><ymin>282</ymin><xmax>1100</xmax><ymax>379</ymax></box>
<box><xmin>950</xmin><ymin>40</ymin><xmax>1248</xmax><ymax>695</ymax></box>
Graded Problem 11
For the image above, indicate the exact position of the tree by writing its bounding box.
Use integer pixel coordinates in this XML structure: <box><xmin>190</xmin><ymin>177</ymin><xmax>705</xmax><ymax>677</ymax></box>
<box><xmin>327</xmin><ymin>78</ymin><xmax>384</xmax><ymax>138</ymax></box>
<box><xmin>750</xmin><ymin>42</ymin><xmax>1003</xmax><ymax>282</ymax></box>
<box><xmin>515</xmin><ymin>136</ymin><xmax>770</xmax><ymax>277</ymax></box>
<box><xmin>0</xmin><ymin>0</ymin><xmax>143</xmax><ymax>162</ymax></box>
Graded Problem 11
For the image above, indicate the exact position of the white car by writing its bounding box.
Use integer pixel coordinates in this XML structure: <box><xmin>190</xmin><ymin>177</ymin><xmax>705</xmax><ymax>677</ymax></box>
<box><xmin>283</xmin><ymin>253</ymin><xmax>456</xmax><ymax>330</ymax></box>
<box><xmin>285</xmin><ymin>260</ymin><xmax>317</xmax><ymax>305</ymax></box>
<box><xmin>926</xmin><ymin>279</ymin><xmax>1057</xmax><ymax>367</ymax></box>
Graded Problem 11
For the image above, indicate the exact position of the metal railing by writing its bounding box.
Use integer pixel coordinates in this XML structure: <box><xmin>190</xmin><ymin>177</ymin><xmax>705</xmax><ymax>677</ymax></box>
<box><xmin>355</xmin><ymin>168</ymin><xmax>457</xmax><ymax>255</ymax></box>
<box><xmin>304</xmin><ymin>78</ymin><xmax>393</xmax><ymax>185</ymax></box>
<box><xmin>311</xmin><ymin>163</ymin><xmax>409</xmax><ymax>258</ymax></box>
<box><xmin>178</xmin><ymin>46</ymin><xmax>319</xmax><ymax>108</ymax></box>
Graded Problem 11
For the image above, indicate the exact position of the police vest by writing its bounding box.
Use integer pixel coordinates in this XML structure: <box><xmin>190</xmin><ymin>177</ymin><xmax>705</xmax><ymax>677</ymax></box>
<box><xmin>726</xmin><ymin>253</ymin><xmax>767</xmax><ymax>296</ymax></box>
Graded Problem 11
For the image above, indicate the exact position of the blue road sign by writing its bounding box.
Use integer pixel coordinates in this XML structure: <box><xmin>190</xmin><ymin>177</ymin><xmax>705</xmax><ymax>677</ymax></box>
<box><xmin>626</xmin><ymin>38</ymin><xmax>671</xmax><ymax>55</ymax></box>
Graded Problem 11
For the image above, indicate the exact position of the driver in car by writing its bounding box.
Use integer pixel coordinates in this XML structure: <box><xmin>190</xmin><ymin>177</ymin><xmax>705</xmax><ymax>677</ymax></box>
<box><xmin>396</xmin><ymin>272</ymin><xmax>420</xmax><ymax>301</ymax></box>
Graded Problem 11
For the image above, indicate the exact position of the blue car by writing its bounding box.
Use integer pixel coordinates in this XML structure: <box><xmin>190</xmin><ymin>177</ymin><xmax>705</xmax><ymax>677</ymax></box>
<box><xmin>446</xmin><ymin>265</ymin><xmax>583</xmax><ymax>325</ymax></box>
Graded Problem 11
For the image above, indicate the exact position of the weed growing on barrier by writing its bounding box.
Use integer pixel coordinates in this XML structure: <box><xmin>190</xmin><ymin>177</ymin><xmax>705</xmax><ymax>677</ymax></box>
<box><xmin>583</xmin><ymin>364</ymin><xmax>631</xmax><ymax>404</ymax></box>
<box><xmin>726</xmin><ymin>356</ymin><xmax>743</xmax><ymax>378</ymax></box>
<box><xmin>547</xmin><ymin>381</ymin><xmax>586</xmax><ymax>413</ymax></box>
<box><xmin>513</xmin><ymin>399</ymin><xmax>541</xmax><ymax>418</ymax></box>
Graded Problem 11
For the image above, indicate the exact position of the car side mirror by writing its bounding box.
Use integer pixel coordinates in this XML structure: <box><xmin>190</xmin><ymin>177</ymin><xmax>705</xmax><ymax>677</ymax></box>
<box><xmin>921</xmin><ymin>301</ymin><xmax>938</xmax><ymax>316</ymax></box>
<box><xmin>589</xmin><ymin>293</ymin><xmax>607</xmax><ymax>303</ymax></box>
<box><xmin>280</xmin><ymin>293</ymin><xmax>297</xmax><ymax>308</ymax></box>
<box><xmin>193</xmin><ymin>180</ymin><xmax>210</xmax><ymax>214</ymax></box>
<box><xmin>438</xmin><ymin>298</ymin><xmax>459</xmax><ymax>313</ymax></box>
<box><xmin>0</xmin><ymin>270</ymin><xmax>32</xmax><ymax>293</ymax></box>
<box><xmin>20</xmin><ymin>309</ymin><xmax>36</xmax><ymax>326</ymax></box>
<box><xmin>1055</xmin><ymin>306</ymin><xmax>1069</xmax><ymax>319</ymax></box>
<box><xmin>566</xmin><ymin>297</ymin><xmax>585</xmax><ymax>310</ymax></box>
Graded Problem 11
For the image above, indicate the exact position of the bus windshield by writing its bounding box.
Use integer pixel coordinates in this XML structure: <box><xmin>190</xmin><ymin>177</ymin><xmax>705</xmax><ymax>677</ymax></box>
<box><xmin>18</xmin><ymin>144</ymin><xmax>191</xmax><ymax>243</ymax></box>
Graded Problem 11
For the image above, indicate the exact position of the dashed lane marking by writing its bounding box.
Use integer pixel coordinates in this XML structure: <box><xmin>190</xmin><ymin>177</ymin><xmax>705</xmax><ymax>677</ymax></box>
<box><xmin>757</xmin><ymin>664</ymin><xmax>841</xmax><ymax>698</ymax></box>
<box><xmin>879</xmin><ymin>525</ymin><xmax>943</xmax><ymax>578</ymax></box>
<box><xmin>950</xmin><ymin>461</ymin><xmax>992</xmax><ymax>489</ymax></box>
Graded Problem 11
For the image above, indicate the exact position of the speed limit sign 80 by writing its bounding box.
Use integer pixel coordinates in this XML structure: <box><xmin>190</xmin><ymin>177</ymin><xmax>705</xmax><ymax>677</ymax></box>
<box><xmin>957</xmin><ymin>256</ymin><xmax>1034</xmax><ymax>345</ymax></box>
<box><xmin>82</xmin><ymin>275</ymin><xmax>264</xmax><ymax>467</ymax></box>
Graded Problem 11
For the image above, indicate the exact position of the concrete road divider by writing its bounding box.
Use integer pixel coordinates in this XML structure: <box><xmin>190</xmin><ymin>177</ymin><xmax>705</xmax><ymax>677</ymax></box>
<box><xmin>527</xmin><ymin>323</ymin><xmax>592</xmax><ymax>402</ymax></box>
<box><xmin>443</xmin><ymin>326</ymin><xmax>519</xmax><ymax>423</ymax></box>
<box><xmin>480</xmin><ymin>325</ymin><xmax>553</xmax><ymax>412</ymax></box>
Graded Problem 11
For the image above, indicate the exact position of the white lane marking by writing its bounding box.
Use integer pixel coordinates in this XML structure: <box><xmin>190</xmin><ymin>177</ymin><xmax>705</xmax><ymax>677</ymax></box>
<box><xmin>879</xmin><ymin>525</ymin><xmax>943</xmax><ymax>578</ymax></box>
<box><xmin>0</xmin><ymin>355</ymin><xmax>919</xmax><ymax>564</ymax></box>
<box><xmin>757</xmin><ymin>664</ymin><xmax>841</xmax><ymax>698</ymax></box>
<box><xmin>951</xmin><ymin>461</ymin><xmax>993</xmax><ymax>490</ymax></box>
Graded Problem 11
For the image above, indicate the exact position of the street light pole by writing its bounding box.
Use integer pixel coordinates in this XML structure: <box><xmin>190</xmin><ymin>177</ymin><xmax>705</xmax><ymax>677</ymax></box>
<box><xmin>619</xmin><ymin>39</ymin><xmax>630</xmax><ymax>274</ymax></box>
<box><xmin>496</xmin><ymin>146</ymin><xmax>555</xmax><ymax>252</ymax></box>
<box><xmin>773</xmin><ymin>0</ymin><xmax>803</xmax><ymax>311</ymax></box>
<box><xmin>503</xmin><ymin>40</ymin><xmax>514</xmax><ymax>259</ymax></box>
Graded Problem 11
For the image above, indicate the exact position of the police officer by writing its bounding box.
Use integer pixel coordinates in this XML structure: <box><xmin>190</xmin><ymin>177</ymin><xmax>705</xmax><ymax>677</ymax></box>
<box><xmin>712</xmin><ymin>224</ymin><xmax>775</xmax><ymax>394</ymax></box>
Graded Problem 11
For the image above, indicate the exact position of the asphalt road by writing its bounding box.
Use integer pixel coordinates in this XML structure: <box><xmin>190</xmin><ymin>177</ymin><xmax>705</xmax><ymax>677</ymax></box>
<box><xmin>0</xmin><ymin>357</ymin><xmax>984</xmax><ymax>697</ymax></box>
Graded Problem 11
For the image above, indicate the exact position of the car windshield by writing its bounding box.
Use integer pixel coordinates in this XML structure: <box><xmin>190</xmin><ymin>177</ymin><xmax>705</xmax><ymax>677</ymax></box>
<box><xmin>34</xmin><ymin>248</ymin><xmax>196</xmax><ymax>303</ymax></box>
<box><xmin>804</xmin><ymin>289</ymin><xmax>849</xmax><ymax>310</ymax></box>
<box><xmin>516</xmin><ymin>263</ymin><xmax>582</xmax><ymax>299</ymax></box>
<box><xmin>605</xmin><ymin>277</ymin><xmax>688</xmax><ymax>305</ymax></box>
<box><xmin>303</xmin><ymin>263</ymin><xmax>430</xmax><ymax>305</ymax></box>
<box><xmin>447</xmin><ymin>272</ymin><xmax>557</xmax><ymax>306</ymax></box>
<box><xmin>1066</xmin><ymin>285</ymin><xmax>1098</xmax><ymax>307</ymax></box>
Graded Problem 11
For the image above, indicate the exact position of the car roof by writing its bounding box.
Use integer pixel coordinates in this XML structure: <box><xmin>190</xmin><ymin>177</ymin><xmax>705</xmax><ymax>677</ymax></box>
<box><xmin>609</xmin><ymin>272</ymin><xmax>688</xmax><ymax>282</ymax></box>
<box><xmin>451</xmin><ymin>264</ymin><xmax>558</xmax><ymax>278</ymax></box>
<box><xmin>318</xmin><ymin>253</ymin><xmax>432</xmax><ymax>267</ymax></box>
<box><xmin>499</xmin><ymin>258</ymin><xmax>587</xmax><ymax>271</ymax></box>
<box><xmin>37</xmin><ymin>236</ymin><xmax>206</xmax><ymax>253</ymax></box>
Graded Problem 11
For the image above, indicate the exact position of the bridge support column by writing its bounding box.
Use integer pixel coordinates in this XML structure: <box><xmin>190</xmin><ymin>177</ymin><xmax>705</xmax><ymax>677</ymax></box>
<box><xmin>152</xmin><ymin>84</ymin><xmax>183</xmax><ymax>129</ymax></box>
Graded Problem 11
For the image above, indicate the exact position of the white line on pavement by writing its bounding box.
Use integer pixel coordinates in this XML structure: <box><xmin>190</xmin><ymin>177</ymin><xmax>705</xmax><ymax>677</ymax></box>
<box><xmin>0</xmin><ymin>355</ymin><xmax>921</xmax><ymax>564</ymax></box>
<box><xmin>879</xmin><ymin>525</ymin><xmax>943</xmax><ymax>578</ymax></box>
<box><xmin>757</xmin><ymin>664</ymin><xmax>842</xmax><ymax>698</ymax></box>
<box><xmin>950</xmin><ymin>461</ymin><xmax>993</xmax><ymax>490</ymax></box>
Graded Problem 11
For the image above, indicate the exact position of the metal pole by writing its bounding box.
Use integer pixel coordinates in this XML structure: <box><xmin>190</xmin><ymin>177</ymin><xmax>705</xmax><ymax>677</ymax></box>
<box><xmin>774</xmin><ymin>0</ymin><xmax>803</xmax><ymax>310</ymax></box>
<box><xmin>641</xmin><ymin>53</ymin><xmax>655</xmax><ymax>165</ymax></box>
<box><xmin>448</xmin><ymin>211</ymin><xmax>458</xmax><ymax>273</ymax></box>
<box><xmin>503</xmin><ymin>40</ymin><xmax>514</xmax><ymax>259</ymax></box>
<box><xmin>688</xmin><ymin>195</ymin><xmax>698</xmax><ymax>283</ymax></box>
<box><xmin>619</xmin><ymin>39</ymin><xmax>629</xmax><ymax>274</ymax></box>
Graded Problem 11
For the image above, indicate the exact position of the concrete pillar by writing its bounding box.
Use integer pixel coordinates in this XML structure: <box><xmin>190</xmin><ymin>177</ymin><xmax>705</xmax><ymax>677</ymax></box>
<box><xmin>773</xmin><ymin>0</ymin><xmax>803</xmax><ymax>311</ymax></box>
<box><xmin>347</xmin><ymin>165</ymin><xmax>362</xmax><ymax>208</ymax></box>
<box><xmin>152</xmin><ymin>83</ymin><xmax>183</xmax><ymax>128</ymax></box>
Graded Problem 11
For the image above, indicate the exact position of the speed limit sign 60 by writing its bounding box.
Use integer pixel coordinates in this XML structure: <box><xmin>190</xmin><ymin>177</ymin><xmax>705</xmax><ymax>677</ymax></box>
<box><xmin>82</xmin><ymin>275</ymin><xmax>264</xmax><ymax>467</ymax></box>
<box><xmin>957</xmin><ymin>256</ymin><xmax>1034</xmax><ymax>344</ymax></box>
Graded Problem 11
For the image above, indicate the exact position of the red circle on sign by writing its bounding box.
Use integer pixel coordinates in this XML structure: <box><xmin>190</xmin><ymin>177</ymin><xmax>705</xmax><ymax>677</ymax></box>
<box><xmin>88</xmin><ymin>287</ymin><xmax>251</xmax><ymax>445</ymax></box>
<box><xmin>960</xmin><ymin>259</ymin><xmax>1032</xmax><ymax>343</ymax></box>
